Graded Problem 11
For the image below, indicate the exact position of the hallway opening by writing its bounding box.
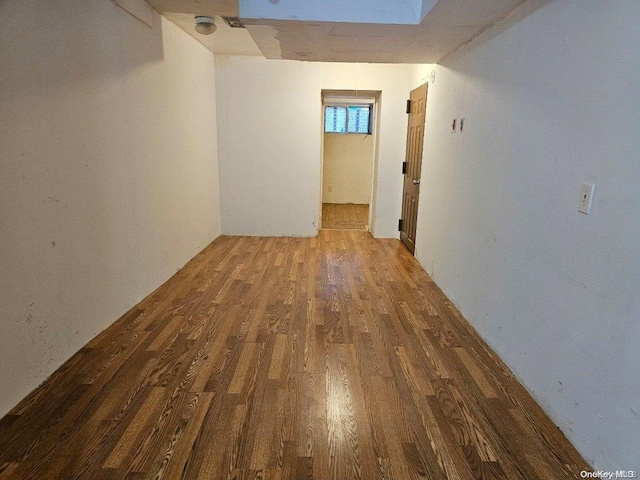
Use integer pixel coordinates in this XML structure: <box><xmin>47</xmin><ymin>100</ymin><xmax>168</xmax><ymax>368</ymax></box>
<box><xmin>319</xmin><ymin>90</ymin><xmax>380</xmax><ymax>232</ymax></box>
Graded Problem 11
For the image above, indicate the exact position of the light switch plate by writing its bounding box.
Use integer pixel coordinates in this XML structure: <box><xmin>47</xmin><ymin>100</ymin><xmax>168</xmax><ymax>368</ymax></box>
<box><xmin>578</xmin><ymin>183</ymin><xmax>595</xmax><ymax>214</ymax></box>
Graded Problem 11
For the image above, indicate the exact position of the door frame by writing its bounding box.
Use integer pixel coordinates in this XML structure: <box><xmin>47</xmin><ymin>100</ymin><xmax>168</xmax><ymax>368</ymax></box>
<box><xmin>318</xmin><ymin>89</ymin><xmax>382</xmax><ymax>232</ymax></box>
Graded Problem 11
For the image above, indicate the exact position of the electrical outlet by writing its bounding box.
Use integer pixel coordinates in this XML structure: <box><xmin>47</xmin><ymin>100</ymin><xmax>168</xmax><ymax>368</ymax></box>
<box><xmin>578</xmin><ymin>183</ymin><xmax>595</xmax><ymax>214</ymax></box>
<box><xmin>459</xmin><ymin>117</ymin><xmax>465</xmax><ymax>133</ymax></box>
<box><xmin>451</xmin><ymin>118</ymin><xmax>457</xmax><ymax>133</ymax></box>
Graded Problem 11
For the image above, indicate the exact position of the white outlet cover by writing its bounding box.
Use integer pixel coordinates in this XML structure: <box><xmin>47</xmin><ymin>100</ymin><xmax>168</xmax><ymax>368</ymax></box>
<box><xmin>578</xmin><ymin>183</ymin><xmax>595</xmax><ymax>214</ymax></box>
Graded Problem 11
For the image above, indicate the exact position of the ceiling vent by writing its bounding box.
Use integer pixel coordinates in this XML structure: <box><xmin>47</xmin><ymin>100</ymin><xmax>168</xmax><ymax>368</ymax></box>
<box><xmin>222</xmin><ymin>17</ymin><xmax>245</xmax><ymax>28</ymax></box>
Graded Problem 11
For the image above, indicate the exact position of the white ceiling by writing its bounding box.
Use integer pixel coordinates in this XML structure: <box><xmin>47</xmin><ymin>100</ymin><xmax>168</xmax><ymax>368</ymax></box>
<box><xmin>150</xmin><ymin>0</ymin><xmax>527</xmax><ymax>63</ymax></box>
<box><xmin>147</xmin><ymin>0</ymin><xmax>238</xmax><ymax>17</ymax></box>
<box><xmin>239</xmin><ymin>0</ymin><xmax>435</xmax><ymax>25</ymax></box>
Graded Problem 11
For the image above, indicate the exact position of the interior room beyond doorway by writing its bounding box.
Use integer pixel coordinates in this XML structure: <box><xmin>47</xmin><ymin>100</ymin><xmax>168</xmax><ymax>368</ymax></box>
<box><xmin>320</xmin><ymin>94</ymin><xmax>377</xmax><ymax>231</ymax></box>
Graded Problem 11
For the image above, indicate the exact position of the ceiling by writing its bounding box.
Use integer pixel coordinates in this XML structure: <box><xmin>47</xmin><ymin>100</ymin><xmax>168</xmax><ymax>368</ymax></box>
<box><xmin>147</xmin><ymin>0</ymin><xmax>238</xmax><ymax>17</ymax></box>
<box><xmin>162</xmin><ymin>13</ymin><xmax>261</xmax><ymax>56</ymax></box>
<box><xmin>149</xmin><ymin>0</ymin><xmax>527</xmax><ymax>63</ymax></box>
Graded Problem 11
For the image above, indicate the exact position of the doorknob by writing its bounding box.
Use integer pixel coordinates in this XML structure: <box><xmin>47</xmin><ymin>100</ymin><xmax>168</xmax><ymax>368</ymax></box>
<box><xmin>412</xmin><ymin>179</ymin><xmax>421</xmax><ymax>185</ymax></box>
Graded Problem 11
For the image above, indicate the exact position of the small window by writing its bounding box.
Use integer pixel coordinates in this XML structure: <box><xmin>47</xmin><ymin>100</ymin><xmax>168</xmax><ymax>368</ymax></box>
<box><xmin>324</xmin><ymin>106</ymin><xmax>348</xmax><ymax>133</ymax></box>
<box><xmin>324</xmin><ymin>105</ymin><xmax>372</xmax><ymax>134</ymax></box>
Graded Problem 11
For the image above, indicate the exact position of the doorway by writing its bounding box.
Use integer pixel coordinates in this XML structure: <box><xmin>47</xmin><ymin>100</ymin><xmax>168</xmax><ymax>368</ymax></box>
<box><xmin>400</xmin><ymin>83</ymin><xmax>428</xmax><ymax>254</ymax></box>
<box><xmin>319</xmin><ymin>90</ymin><xmax>380</xmax><ymax>231</ymax></box>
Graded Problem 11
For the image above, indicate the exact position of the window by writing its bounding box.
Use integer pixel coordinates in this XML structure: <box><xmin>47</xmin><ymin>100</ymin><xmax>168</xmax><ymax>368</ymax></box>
<box><xmin>324</xmin><ymin>105</ymin><xmax>372</xmax><ymax>134</ymax></box>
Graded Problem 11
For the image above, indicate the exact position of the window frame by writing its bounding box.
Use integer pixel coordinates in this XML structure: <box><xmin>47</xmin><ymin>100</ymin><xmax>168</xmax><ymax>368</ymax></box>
<box><xmin>324</xmin><ymin>103</ymin><xmax>373</xmax><ymax>135</ymax></box>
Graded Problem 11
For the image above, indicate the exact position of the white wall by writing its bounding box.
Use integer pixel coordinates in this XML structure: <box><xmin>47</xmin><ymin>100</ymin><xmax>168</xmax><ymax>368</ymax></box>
<box><xmin>409</xmin><ymin>63</ymin><xmax>433</xmax><ymax>90</ymax></box>
<box><xmin>215</xmin><ymin>57</ymin><xmax>428</xmax><ymax>237</ymax></box>
<box><xmin>215</xmin><ymin>57</ymin><xmax>322</xmax><ymax>237</ymax></box>
<box><xmin>414</xmin><ymin>0</ymin><xmax>640</xmax><ymax>470</ymax></box>
<box><xmin>322</xmin><ymin>133</ymin><xmax>373</xmax><ymax>204</ymax></box>
<box><xmin>0</xmin><ymin>1</ymin><xmax>221</xmax><ymax>417</ymax></box>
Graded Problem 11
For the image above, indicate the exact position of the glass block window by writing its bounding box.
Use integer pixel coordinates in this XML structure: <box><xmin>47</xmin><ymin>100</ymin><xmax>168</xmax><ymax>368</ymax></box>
<box><xmin>324</xmin><ymin>106</ymin><xmax>347</xmax><ymax>133</ymax></box>
<box><xmin>324</xmin><ymin>105</ymin><xmax>372</xmax><ymax>134</ymax></box>
<box><xmin>347</xmin><ymin>106</ymin><xmax>371</xmax><ymax>133</ymax></box>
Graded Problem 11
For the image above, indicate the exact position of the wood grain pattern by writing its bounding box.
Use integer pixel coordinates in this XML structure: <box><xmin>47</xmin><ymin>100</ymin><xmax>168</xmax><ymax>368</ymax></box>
<box><xmin>0</xmin><ymin>231</ymin><xmax>590</xmax><ymax>479</ymax></box>
<box><xmin>321</xmin><ymin>204</ymin><xmax>368</xmax><ymax>230</ymax></box>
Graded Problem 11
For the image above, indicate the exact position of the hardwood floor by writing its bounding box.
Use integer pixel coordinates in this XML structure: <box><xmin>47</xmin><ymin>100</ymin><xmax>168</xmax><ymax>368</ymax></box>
<box><xmin>321</xmin><ymin>203</ymin><xmax>368</xmax><ymax>230</ymax></box>
<box><xmin>0</xmin><ymin>231</ymin><xmax>589</xmax><ymax>479</ymax></box>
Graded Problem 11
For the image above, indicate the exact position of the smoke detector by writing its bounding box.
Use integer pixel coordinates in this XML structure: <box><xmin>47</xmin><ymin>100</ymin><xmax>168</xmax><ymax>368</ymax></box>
<box><xmin>194</xmin><ymin>16</ymin><xmax>216</xmax><ymax>35</ymax></box>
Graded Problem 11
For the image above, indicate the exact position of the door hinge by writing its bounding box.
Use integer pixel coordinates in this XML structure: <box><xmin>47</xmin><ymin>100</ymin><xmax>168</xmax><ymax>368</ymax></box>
<box><xmin>402</xmin><ymin>161</ymin><xmax>407</xmax><ymax>174</ymax></box>
<box><xmin>398</xmin><ymin>219</ymin><xmax>403</xmax><ymax>231</ymax></box>
<box><xmin>406</xmin><ymin>100</ymin><xmax>411</xmax><ymax>114</ymax></box>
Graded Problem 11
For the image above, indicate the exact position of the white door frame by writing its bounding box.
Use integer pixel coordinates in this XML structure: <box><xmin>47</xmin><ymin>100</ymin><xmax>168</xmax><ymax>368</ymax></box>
<box><xmin>318</xmin><ymin>89</ymin><xmax>382</xmax><ymax>232</ymax></box>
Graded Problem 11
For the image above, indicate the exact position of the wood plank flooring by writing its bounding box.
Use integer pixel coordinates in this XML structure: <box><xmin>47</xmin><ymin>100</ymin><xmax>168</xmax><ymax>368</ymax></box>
<box><xmin>0</xmin><ymin>231</ymin><xmax>589</xmax><ymax>479</ymax></box>
<box><xmin>321</xmin><ymin>204</ymin><xmax>368</xmax><ymax>230</ymax></box>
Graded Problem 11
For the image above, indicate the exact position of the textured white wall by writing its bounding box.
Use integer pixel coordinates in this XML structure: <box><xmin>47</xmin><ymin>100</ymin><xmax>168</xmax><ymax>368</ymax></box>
<box><xmin>215</xmin><ymin>56</ymin><xmax>323</xmax><ymax>237</ymax></box>
<box><xmin>215</xmin><ymin>57</ymin><xmax>423</xmax><ymax>237</ymax></box>
<box><xmin>322</xmin><ymin>134</ymin><xmax>374</xmax><ymax>204</ymax></box>
<box><xmin>0</xmin><ymin>1</ymin><xmax>221</xmax><ymax>416</ymax></box>
<box><xmin>414</xmin><ymin>0</ymin><xmax>640</xmax><ymax>469</ymax></box>
<box><xmin>409</xmin><ymin>64</ymin><xmax>432</xmax><ymax>90</ymax></box>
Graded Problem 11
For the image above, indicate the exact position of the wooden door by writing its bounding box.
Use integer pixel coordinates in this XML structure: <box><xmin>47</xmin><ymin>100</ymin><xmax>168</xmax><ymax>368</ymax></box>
<box><xmin>400</xmin><ymin>83</ymin><xmax>428</xmax><ymax>254</ymax></box>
